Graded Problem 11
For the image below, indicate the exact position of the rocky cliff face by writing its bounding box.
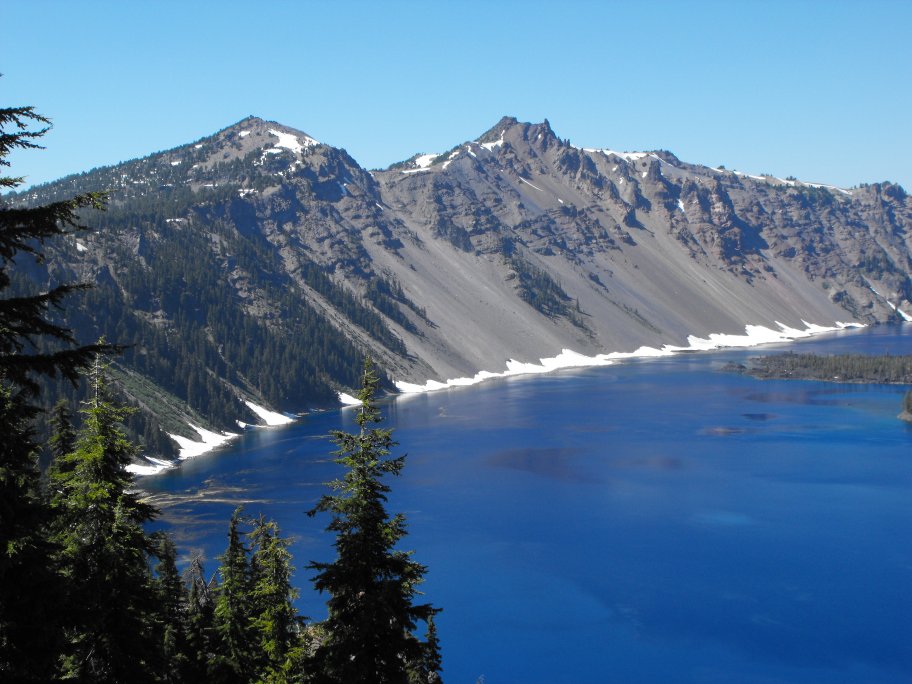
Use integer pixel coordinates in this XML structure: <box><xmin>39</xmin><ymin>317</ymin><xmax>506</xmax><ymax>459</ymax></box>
<box><xmin>9</xmin><ymin>115</ymin><xmax>912</xmax><ymax>453</ymax></box>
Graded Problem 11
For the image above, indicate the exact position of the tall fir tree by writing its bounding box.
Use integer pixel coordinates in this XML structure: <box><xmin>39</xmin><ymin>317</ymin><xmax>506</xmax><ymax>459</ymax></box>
<box><xmin>249</xmin><ymin>514</ymin><xmax>306</xmax><ymax>682</ymax></box>
<box><xmin>185</xmin><ymin>554</ymin><xmax>218</xmax><ymax>682</ymax></box>
<box><xmin>49</xmin><ymin>360</ymin><xmax>161</xmax><ymax>682</ymax></box>
<box><xmin>48</xmin><ymin>397</ymin><xmax>77</xmax><ymax>463</ymax></box>
<box><xmin>211</xmin><ymin>507</ymin><xmax>259</xmax><ymax>683</ymax></box>
<box><xmin>308</xmin><ymin>358</ymin><xmax>440</xmax><ymax>684</ymax></box>
<box><xmin>152</xmin><ymin>532</ymin><xmax>192</xmax><ymax>683</ymax></box>
<box><xmin>0</xmin><ymin>102</ymin><xmax>111</xmax><ymax>681</ymax></box>
<box><xmin>0</xmin><ymin>383</ymin><xmax>64</xmax><ymax>681</ymax></box>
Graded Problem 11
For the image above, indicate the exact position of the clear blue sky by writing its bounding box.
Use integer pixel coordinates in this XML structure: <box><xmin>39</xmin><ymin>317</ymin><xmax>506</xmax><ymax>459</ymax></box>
<box><xmin>4</xmin><ymin>0</ymin><xmax>911</xmax><ymax>190</ymax></box>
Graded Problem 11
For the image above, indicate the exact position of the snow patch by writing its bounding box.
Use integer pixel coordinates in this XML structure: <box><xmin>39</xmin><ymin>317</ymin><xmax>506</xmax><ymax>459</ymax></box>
<box><xmin>174</xmin><ymin>424</ymin><xmax>239</xmax><ymax>459</ymax></box>
<box><xmin>194</xmin><ymin>144</ymin><xmax>203</xmax><ymax>149</ymax></box>
<box><xmin>394</xmin><ymin>320</ymin><xmax>863</xmax><ymax>395</ymax></box>
<box><xmin>170</xmin><ymin>160</ymin><xmax>182</xmax><ymax>166</ymax></box>
<box><xmin>338</xmin><ymin>392</ymin><xmax>362</xmax><ymax>406</ymax></box>
<box><xmin>267</xmin><ymin>128</ymin><xmax>319</xmax><ymax>155</ymax></box>
<box><xmin>126</xmin><ymin>456</ymin><xmax>176</xmax><ymax>476</ymax></box>
<box><xmin>584</xmin><ymin>148</ymin><xmax>649</xmax><ymax>162</ymax></box>
<box><xmin>676</xmin><ymin>199</ymin><xmax>686</xmax><ymax>213</ymax></box>
<box><xmin>76</xmin><ymin>241</ymin><xmax>87</xmax><ymax>252</ymax></box>
<box><xmin>480</xmin><ymin>130</ymin><xmax>506</xmax><ymax>151</ymax></box>
<box><xmin>414</xmin><ymin>153</ymin><xmax>438</xmax><ymax>169</ymax></box>
<box><xmin>519</xmin><ymin>177</ymin><xmax>543</xmax><ymax>192</ymax></box>
<box><xmin>870</xmin><ymin>285</ymin><xmax>912</xmax><ymax>321</ymax></box>
<box><xmin>239</xmin><ymin>130</ymin><xmax>250</xmax><ymax>138</ymax></box>
<box><xmin>245</xmin><ymin>400</ymin><xmax>295</xmax><ymax>426</ymax></box>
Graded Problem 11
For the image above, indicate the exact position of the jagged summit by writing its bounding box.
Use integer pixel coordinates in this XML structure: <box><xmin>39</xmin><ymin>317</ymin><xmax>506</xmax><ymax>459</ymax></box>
<box><xmin>477</xmin><ymin>115</ymin><xmax>520</xmax><ymax>143</ymax></box>
<box><xmin>11</xmin><ymin>110</ymin><xmax>912</xmax><ymax>467</ymax></box>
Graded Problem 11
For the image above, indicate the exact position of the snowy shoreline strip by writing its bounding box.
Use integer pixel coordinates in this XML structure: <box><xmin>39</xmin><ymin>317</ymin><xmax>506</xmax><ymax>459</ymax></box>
<box><xmin>128</xmin><ymin>401</ymin><xmax>296</xmax><ymax>476</ymax></box>
<box><xmin>129</xmin><ymin>320</ymin><xmax>863</xmax><ymax>476</ymax></box>
<box><xmin>338</xmin><ymin>392</ymin><xmax>362</xmax><ymax>406</ymax></box>
<box><xmin>127</xmin><ymin>424</ymin><xmax>240</xmax><ymax>476</ymax></box>
<box><xmin>393</xmin><ymin>320</ymin><xmax>864</xmax><ymax>395</ymax></box>
<box><xmin>244</xmin><ymin>400</ymin><xmax>296</xmax><ymax>426</ymax></box>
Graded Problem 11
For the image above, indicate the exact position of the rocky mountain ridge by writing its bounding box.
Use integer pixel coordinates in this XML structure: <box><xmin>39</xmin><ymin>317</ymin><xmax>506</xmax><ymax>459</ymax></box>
<box><xmin>8</xmin><ymin>115</ymin><xmax>911</xmax><ymax>462</ymax></box>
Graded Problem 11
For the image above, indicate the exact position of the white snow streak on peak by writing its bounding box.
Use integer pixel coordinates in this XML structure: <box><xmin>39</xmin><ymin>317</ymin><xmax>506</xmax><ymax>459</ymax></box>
<box><xmin>394</xmin><ymin>320</ymin><xmax>864</xmax><ymax>395</ymax></box>
<box><xmin>519</xmin><ymin>177</ymin><xmax>543</xmax><ymax>192</ymax></box>
<box><xmin>480</xmin><ymin>130</ymin><xmax>506</xmax><ymax>151</ymax></box>
<box><xmin>239</xmin><ymin>130</ymin><xmax>250</xmax><ymax>138</ymax></box>
<box><xmin>414</xmin><ymin>153</ymin><xmax>438</xmax><ymax>168</ymax></box>
<box><xmin>245</xmin><ymin>400</ymin><xmax>295</xmax><ymax>426</ymax></box>
<box><xmin>582</xmin><ymin>148</ymin><xmax>649</xmax><ymax>162</ymax></box>
<box><xmin>76</xmin><ymin>242</ymin><xmax>87</xmax><ymax>252</ymax></box>
<box><xmin>267</xmin><ymin>128</ymin><xmax>319</xmax><ymax>154</ymax></box>
<box><xmin>676</xmin><ymin>199</ymin><xmax>686</xmax><ymax>213</ymax></box>
<box><xmin>170</xmin><ymin>160</ymin><xmax>182</xmax><ymax>166</ymax></box>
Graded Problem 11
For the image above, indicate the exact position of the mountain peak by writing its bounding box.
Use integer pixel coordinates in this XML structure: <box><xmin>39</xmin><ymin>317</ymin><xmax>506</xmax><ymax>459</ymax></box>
<box><xmin>476</xmin><ymin>116</ymin><xmax>560</xmax><ymax>150</ymax></box>
<box><xmin>477</xmin><ymin>116</ymin><xmax>520</xmax><ymax>144</ymax></box>
<box><xmin>204</xmin><ymin>116</ymin><xmax>323</xmax><ymax>154</ymax></box>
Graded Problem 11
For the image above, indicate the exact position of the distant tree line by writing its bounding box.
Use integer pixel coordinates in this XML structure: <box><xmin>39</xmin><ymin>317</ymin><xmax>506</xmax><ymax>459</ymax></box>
<box><xmin>742</xmin><ymin>352</ymin><xmax>912</xmax><ymax>384</ymax></box>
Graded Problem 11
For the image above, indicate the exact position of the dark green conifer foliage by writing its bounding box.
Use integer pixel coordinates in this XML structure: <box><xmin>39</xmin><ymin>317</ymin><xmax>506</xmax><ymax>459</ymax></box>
<box><xmin>249</xmin><ymin>514</ymin><xmax>306</xmax><ymax>681</ymax></box>
<box><xmin>0</xmin><ymin>384</ymin><xmax>63</xmax><ymax>681</ymax></box>
<box><xmin>48</xmin><ymin>397</ymin><xmax>76</xmax><ymax>463</ymax></box>
<box><xmin>49</xmin><ymin>360</ymin><xmax>160</xmax><ymax>682</ymax></box>
<box><xmin>211</xmin><ymin>507</ymin><xmax>259</xmax><ymax>683</ymax></box>
<box><xmin>152</xmin><ymin>532</ymin><xmax>192</xmax><ymax>683</ymax></box>
<box><xmin>0</xmin><ymin>106</ymin><xmax>111</xmax><ymax>394</ymax></box>
<box><xmin>0</xmin><ymin>102</ymin><xmax>112</xmax><ymax>681</ymax></box>
<box><xmin>421</xmin><ymin>615</ymin><xmax>444</xmax><ymax>684</ymax></box>
<box><xmin>185</xmin><ymin>555</ymin><xmax>218</xmax><ymax>681</ymax></box>
<box><xmin>308</xmin><ymin>358</ymin><xmax>439</xmax><ymax>684</ymax></box>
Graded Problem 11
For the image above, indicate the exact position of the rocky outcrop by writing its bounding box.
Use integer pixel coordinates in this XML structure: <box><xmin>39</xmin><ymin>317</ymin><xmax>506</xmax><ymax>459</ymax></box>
<box><xmin>9</xmin><ymin>115</ymin><xmax>912</xmax><ymax>444</ymax></box>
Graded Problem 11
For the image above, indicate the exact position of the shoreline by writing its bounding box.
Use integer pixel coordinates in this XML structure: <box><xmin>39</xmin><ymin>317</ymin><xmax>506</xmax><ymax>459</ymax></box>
<box><xmin>129</xmin><ymin>319</ymin><xmax>863</xmax><ymax>477</ymax></box>
<box><xmin>394</xmin><ymin>320</ymin><xmax>863</xmax><ymax>395</ymax></box>
<box><xmin>127</xmin><ymin>399</ymin><xmax>297</xmax><ymax>477</ymax></box>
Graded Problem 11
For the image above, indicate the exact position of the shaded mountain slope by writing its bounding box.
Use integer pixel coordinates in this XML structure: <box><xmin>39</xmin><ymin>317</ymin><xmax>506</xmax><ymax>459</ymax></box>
<box><xmin>7</xmin><ymin>115</ymin><xmax>911</xmax><ymax>459</ymax></box>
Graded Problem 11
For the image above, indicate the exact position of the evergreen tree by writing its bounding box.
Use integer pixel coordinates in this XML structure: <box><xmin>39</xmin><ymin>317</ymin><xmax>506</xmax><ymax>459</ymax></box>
<box><xmin>0</xmin><ymin>102</ymin><xmax>111</xmax><ymax>681</ymax></box>
<box><xmin>409</xmin><ymin>615</ymin><xmax>443</xmax><ymax>684</ymax></box>
<box><xmin>249</xmin><ymin>514</ymin><xmax>305</xmax><ymax>682</ymax></box>
<box><xmin>0</xmin><ymin>105</ymin><xmax>110</xmax><ymax>393</ymax></box>
<box><xmin>152</xmin><ymin>532</ymin><xmax>192</xmax><ymax>683</ymax></box>
<box><xmin>308</xmin><ymin>358</ymin><xmax>439</xmax><ymax>684</ymax></box>
<box><xmin>211</xmin><ymin>507</ymin><xmax>259</xmax><ymax>683</ymax></box>
<box><xmin>49</xmin><ymin>360</ymin><xmax>160</xmax><ymax>682</ymax></box>
<box><xmin>48</xmin><ymin>397</ymin><xmax>77</xmax><ymax>463</ymax></box>
<box><xmin>0</xmin><ymin>383</ymin><xmax>63</xmax><ymax>681</ymax></box>
<box><xmin>185</xmin><ymin>554</ymin><xmax>218</xmax><ymax>682</ymax></box>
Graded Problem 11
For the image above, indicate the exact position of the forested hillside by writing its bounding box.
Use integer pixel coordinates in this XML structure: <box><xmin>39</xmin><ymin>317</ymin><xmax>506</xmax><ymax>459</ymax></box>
<box><xmin>7</xmin><ymin>114</ymin><xmax>912</xmax><ymax>466</ymax></box>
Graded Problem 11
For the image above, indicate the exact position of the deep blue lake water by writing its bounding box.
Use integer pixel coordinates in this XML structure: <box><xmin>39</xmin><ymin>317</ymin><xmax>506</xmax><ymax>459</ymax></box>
<box><xmin>143</xmin><ymin>325</ymin><xmax>912</xmax><ymax>683</ymax></box>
